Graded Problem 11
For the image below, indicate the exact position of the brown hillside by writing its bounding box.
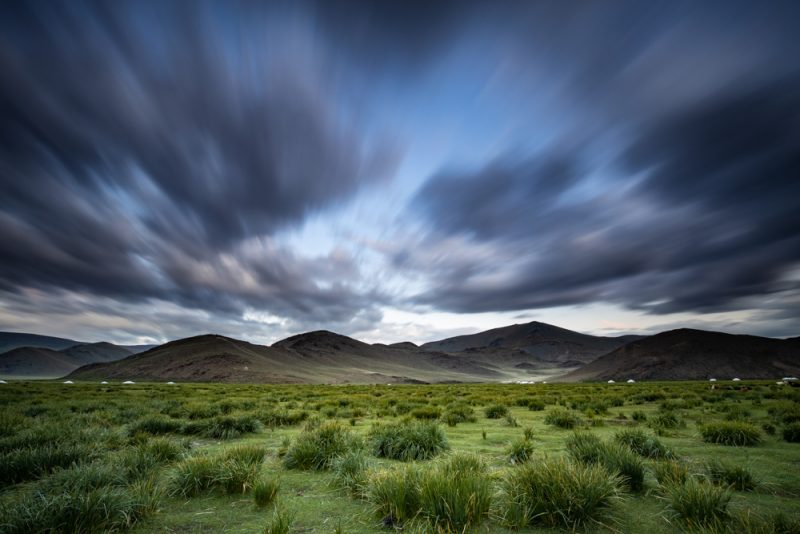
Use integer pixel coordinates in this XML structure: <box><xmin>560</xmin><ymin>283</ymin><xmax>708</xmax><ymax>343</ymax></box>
<box><xmin>562</xmin><ymin>329</ymin><xmax>800</xmax><ymax>381</ymax></box>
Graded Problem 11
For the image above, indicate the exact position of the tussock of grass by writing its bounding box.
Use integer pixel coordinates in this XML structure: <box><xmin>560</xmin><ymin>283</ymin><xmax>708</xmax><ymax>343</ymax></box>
<box><xmin>506</xmin><ymin>438</ymin><xmax>534</xmax><ymax>465</ymax></box>
<box><xmin>614</xmin><ymin>428</ymin><xmax>673</xmax><ymax>459</ymax></box>
<box><xmin>263</xmin><ymin>506</ymin><xmax>294</xmax><ymax>534</ymax></box>
<box><xmin>566</xmin><ymin>432</ymin><xmax>646</xmax><ymax>492</ymax></box>
<box><xmin>283</xmin><ymin>421</ymin><xmax>360</xmax><ymax>470</ymax></box>
<box><xmin>417</xmin><ymin>452</ymin><xmax>492</xmax><ymax>531</ymax></box>
<box><xmin>442</xmin><ymin>403</ymin><xmax>476</xmax><ymax>426</ymax></box>
<box><xmin>128</xmin><ymin>416</ymin><xmax>183</xmax><ymax>436</ymax></box>
<box><xmin>653</xmin><ymin>459</ymin><xmax>691</xmax><ymax>487</ymax></box>
<box><xmin>706</xmin><ymin>459</ymin><xmax>757</xmax><ymax>491</ymax></box>
<box><xmin>496</xmin><ymin>457</ymin><xmax>623</xmax><ymax>530</ymax></box>
<box><xmin>650</xmin><ymin>411</ymin><xmax>682</xmax><ymax>431</ymax></box>
<box><xmin>484</xmin><ymin>404</ymin><xmax>508</xmax><ymax>419</ymax></box>
<box><xmin>544</xmin><ymin>408</ymin><xmax>581</xmax><ymax>429</ymax></box>
<box><xmin>0</xmin><ymin>477</ymin><xmax>162</xmax><ymax>534</ymax></box>
<box><xmin>783</xmin><ymin>422</ymin><xmax>800</xmax><ymax>443</ymax></box>
<box><xmin>331</xmin><ymin>449</ymin><xmax>370</xmax><ymax>497</ymax></box>
<box><xmin>204</xmin><ymin>414</ymin><xmax>262</xmax><ymax>439</ymax></box>
<box><xmin>253</xmin><ymin>477</ymin><xmax>280</xmax><ymax>507</ymax></box>
<box><xmin>365</xmin><ymin>464</ymin><xmax>421</xmax><ymax>527</ymax></box>
<box><xmin>701</xmin><ymin>421</ymin><xmax>761</xmax><ymax>446</ymax></box>
<box><xmin>368</xmin><ymin>420</ymin><xmax>449</xmax><ymax>461</ymax></box>
<box><xmin>0</xmin><ymin>443</ymin><xmax>96</xmax><ymax>488</ymax></box>
<box><xmin>168</xmin><ymin>454</ymin><xmax>219</xmax><ymax>497</ymax></box>
<box><xmin>663</xmin><ymin>477</ymin><xmax>732</xmax><ymax>531</ymax></box>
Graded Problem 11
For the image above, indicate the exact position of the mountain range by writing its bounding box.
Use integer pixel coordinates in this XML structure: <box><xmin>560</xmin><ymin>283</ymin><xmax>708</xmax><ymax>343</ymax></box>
<box><xmin>0</xmin><ymin>332</ymin><xmax>155</xmax><ymax>379</ymax></box>
<box><xmin>1</xmin><ymin>322</ymin><xmax>797</xmax><ymax>383</ymax></box>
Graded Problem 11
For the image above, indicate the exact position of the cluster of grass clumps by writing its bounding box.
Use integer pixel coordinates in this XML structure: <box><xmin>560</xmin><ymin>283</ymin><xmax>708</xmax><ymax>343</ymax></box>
<box><xmin>0</xmin><ymin>442</ymin><xmax>96</xmax><ymax>487</ymax></box>
<box><xmin>202</xmin><ymin>414</ymin><xmax>262</xmax><ymax>439</ymax></box>
<box><xmin>650</xmin><ymin>411</ymin><xmax>682</xmax><ymax>432</ymax></box>
<box><xmin>169</xmin><ymin>444</ymin><xmax>267</xmax><ymax>497</ymax></box>
<box><xmin>496</xmin><ymin>456</ymin><xmax>623</xmax><ymax>530</ymax></box>
<box><xmin>259</xmin><ymin>409</ymin><xmax>308</xmax><ymax>428</ymax></box>
<box><xmin>365</xmin><ymin>453</ymin><xmax>491</xmax><ymax>531</ymax></box>
<box><xmin>614</xmin><ymin>428</ymin><xmax>673</xmax><ymax>459</ymax></box>
<box><xmin>706</xmin><ymin>459</ymin><xmax>757</xmax><ymax>491</ymax></box>
<box><xmin>368</xmin><ymin>420</ymin><xmax>449</xmax><ymax>461</ymax></box>
<box><xmin>662</xmin><ymin>477</ymin><xmax>732</xmax><ymax>531</ymax></box>
<box><xmin>544</xmin><ymin>408</ymin><xmax>582</xmax><ymax>429</ymax></box>
<box><xmin>0</xmin><ymin>477</ymin><xmax>163</xmax><ymax>534</ymax></box>
<box><xmin>283</xmin><ymin>421</ymin><xmax>360</xmax><ymax>470</ymax></box>
<box><xmin>565</xmin><ymin>432</ymin><xmax>646</xmax><ymax>492</ymax></box>
<box><xmin>410</xmin><ymin>405</ymin><xmax>441</xmax><ymax>420</ymax></box>
<box><xmin>2</xmin><ymin>379</ymin><xmax>799</xmax><ymax>532</ymax></box>
<box><xmin>128</xmin><ymin>415</ymin><xmax>184</xmax><ymax>436</ymax></box>
<box><xmin>700</xmin><ymin>421</ymin><xmax>762</xmax><ymax>446</ymax></box>
<box><xmin>484</xmin><ymin>403</ymin><xmax>509</xmax><ymax>419</ymax></box>
<box><xmin>442</xmin><ymin>402</ymin><xmax>476</xmax><ymax>426</ymax></box>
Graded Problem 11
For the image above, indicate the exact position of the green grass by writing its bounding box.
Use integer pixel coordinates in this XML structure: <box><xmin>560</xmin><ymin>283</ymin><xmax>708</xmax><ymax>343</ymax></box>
<box><xmin>544</xmin><ymin>407</ymin><xmax>582</xmax><ymax>429</ymax></box>
<box><xmin>0</xmin><ymin>380</ymin><xmax>797</xmax><ymax>533</ymax></box>
<box><xmin>496</xmin><ymin>456</ymin><xmax>623</xmax><ymax>530</ymax></box>
<box><xmin>283</xmin><ymin>421</ymin><xmax>359</xmax><ymax>470</ymax></box>
<box><xmin>701</xmin><ymin>421</ymin><xmax>762</xmax><ymax>446</ymax></box>
<box><xmin>706</xmin><ymin>458</ymin><xmax>757</xmax><ymax>491</ymax></box>
<box><xmin>253</xmin><ymin>476</ymin><xmax>280</xmax><ymax>507</ymax></box>
<box><xmin>367</xmin><ymin>420</ymin><xmax>449</xmax><ymax>461</ymax></box>
<box><xmin>662</xmin><ymin>477</ymin><xmax>732</xmax><ymax>530</ymax></box>
<box><xmin>417</xmin><ymin>452</ymin><xmax>492</xmax><ymax>531</ymax></box>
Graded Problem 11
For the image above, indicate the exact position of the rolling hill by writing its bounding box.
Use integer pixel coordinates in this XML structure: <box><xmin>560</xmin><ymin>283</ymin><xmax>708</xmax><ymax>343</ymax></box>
<box><xmin>421</xmin><ymin>321</ymin><xmax>641</xmax><ymax>367</ymax></box>
<box><xmin>65</xmin><ymin>322</ymin><xmax>648</xmax><ymax>384</ymax></box>
<box><xmin>0</xmin><ymin>341</ymin><xmax>144</xmax><ymax>379</ymax></box>
<box><xmin>0</xmin><ymin>331</ymin><xmax>80</xmax><ymax>353</ymax></box>
<box><xmin>68</xmin><ymin>331</ymin><xmax>505</xmax><ymax>384</ymax></box>
<box><xmin>561</xmin><ymin>329</ymin><xmax>800</xmax><ymax>381</ymax></box>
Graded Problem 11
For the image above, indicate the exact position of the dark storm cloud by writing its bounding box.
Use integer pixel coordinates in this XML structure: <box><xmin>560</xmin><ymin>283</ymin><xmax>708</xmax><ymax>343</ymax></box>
<box><xmin>0</xmin><ymin>1</ymin><xmax>396</xmax><ymax>324</ymax></box>
<box><xmin>409</xmin><ymin>79</ymin><xmax>800</xmax><ymax>316</ymax></box>
<box><xmin>310</xmin><ymin>0</ymin><xmax>469</xmax><ymax>72</ymax></box>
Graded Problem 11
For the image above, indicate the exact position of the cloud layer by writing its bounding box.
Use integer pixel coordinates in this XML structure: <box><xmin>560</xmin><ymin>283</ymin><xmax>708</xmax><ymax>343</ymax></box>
<box><xmin>0</xmin><ymin>1</ymin><xmax>798</xmax><ymax>342</ymax></box>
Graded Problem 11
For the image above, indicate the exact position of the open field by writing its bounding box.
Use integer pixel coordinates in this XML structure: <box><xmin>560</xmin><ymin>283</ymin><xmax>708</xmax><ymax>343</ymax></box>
<box><xmin>1</xmin><ymin>381</ymin><xmax>799</xmax><ymax>533</ymax></box>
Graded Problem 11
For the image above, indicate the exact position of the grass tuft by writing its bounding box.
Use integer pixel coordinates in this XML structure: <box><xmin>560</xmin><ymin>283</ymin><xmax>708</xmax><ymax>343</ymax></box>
<box><xmin>496</xmin><ymin>456</ymin><xmax>622</xmax><ymax>530</ymax></box>
<box><xmin>417</xmin><ymin>452</ymin><xmax>492</xmax><ymax>531</ymax></box>
<box><xmin>706</xmin><ymin>459</ymin><xmax>757</xmax><ymax>491</ymax></box>
<box><xmin>368</xmin><ymin>420</ymin><xmax>449</xmax><ymax>461</ymax></box>
<box><xmin>283</xmin><ymin>421</ymin><xmax>360</xmax><ymax>470</ymax></box>
<box><xmin>700</xmin><ymin>421</ymin><xmax>761</xmax><ymax>446</ymax></box>
<box><xmin>614</xmin><ymin>428</ymin><xmax>673</xmax><ymax>459</ymax></box>
<box><xmin>544</xmin><ymin>408</ymin><xmax>581</xmax><ymax>429</ymax></box>
<box><xmin>663</xmin><ymin>477</ymin><xmax>732</xmax><ymax>531</ymax></box>
<box><xmin>253</xmin><ymin>477</ymin><xmax>280</xmax><ymax>507</ymax></box>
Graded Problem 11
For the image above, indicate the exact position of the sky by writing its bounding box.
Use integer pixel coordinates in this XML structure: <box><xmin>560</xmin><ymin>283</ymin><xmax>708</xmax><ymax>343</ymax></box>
<box><xmin>0</xmin><ymin>1</ymin><xmax>799</xmax><ymax>346</ymax></box>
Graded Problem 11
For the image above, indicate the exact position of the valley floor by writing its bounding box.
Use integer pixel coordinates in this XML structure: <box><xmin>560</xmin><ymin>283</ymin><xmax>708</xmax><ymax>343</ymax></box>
<box><xmin>1</xmin><ymin>381</ymin><xmax>798</xmax><ymax>533</ymax></box>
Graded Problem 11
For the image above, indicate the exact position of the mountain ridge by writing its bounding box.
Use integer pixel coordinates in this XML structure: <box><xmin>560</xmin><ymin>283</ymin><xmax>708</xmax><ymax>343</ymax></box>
<box><xmin>561</xmin><ymin>328</ymin><xmax>800</xmax><ymax>381</ymax></box>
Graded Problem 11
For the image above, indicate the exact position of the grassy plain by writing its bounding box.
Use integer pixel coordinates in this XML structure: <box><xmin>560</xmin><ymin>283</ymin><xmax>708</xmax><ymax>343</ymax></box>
<box><xmin>0</xmin><ymin>380</ymin><xmax>799</xmax><ymax>533</ymax></box>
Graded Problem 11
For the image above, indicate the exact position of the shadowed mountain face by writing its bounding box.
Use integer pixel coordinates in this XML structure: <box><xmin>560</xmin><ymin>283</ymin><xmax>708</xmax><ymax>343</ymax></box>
<box><xmin>65</xmin><ymin>322</ymin><xmax>645</xmax><ymax>384</ymax></box>
<box><xmin>0</xmin><ymin>342</ymin><xmax>137</xmax><ymax>378</ymax></box>
<box><xmin>13</xmin><ymin>322</ymin><xmax>798</xmax><ymax>384</ymax></box>
<box><xmin>0</xmin><ymin>332</ymin><xmax>80</xmax><ymax>353</ymax></box>
<box><xmin>69</xmin><ymin>332</ymin><xmax>505</xmax><ymax>384</ymax></box>
<box><xmin>561</xmin><ymin>329</ymin><xmax>800</xmax><ymax>381</ymax></box>
<box><xmin>422</xmin><ymin>321</ymin><xmax>641</xmax><ymax>367</ymax></box>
